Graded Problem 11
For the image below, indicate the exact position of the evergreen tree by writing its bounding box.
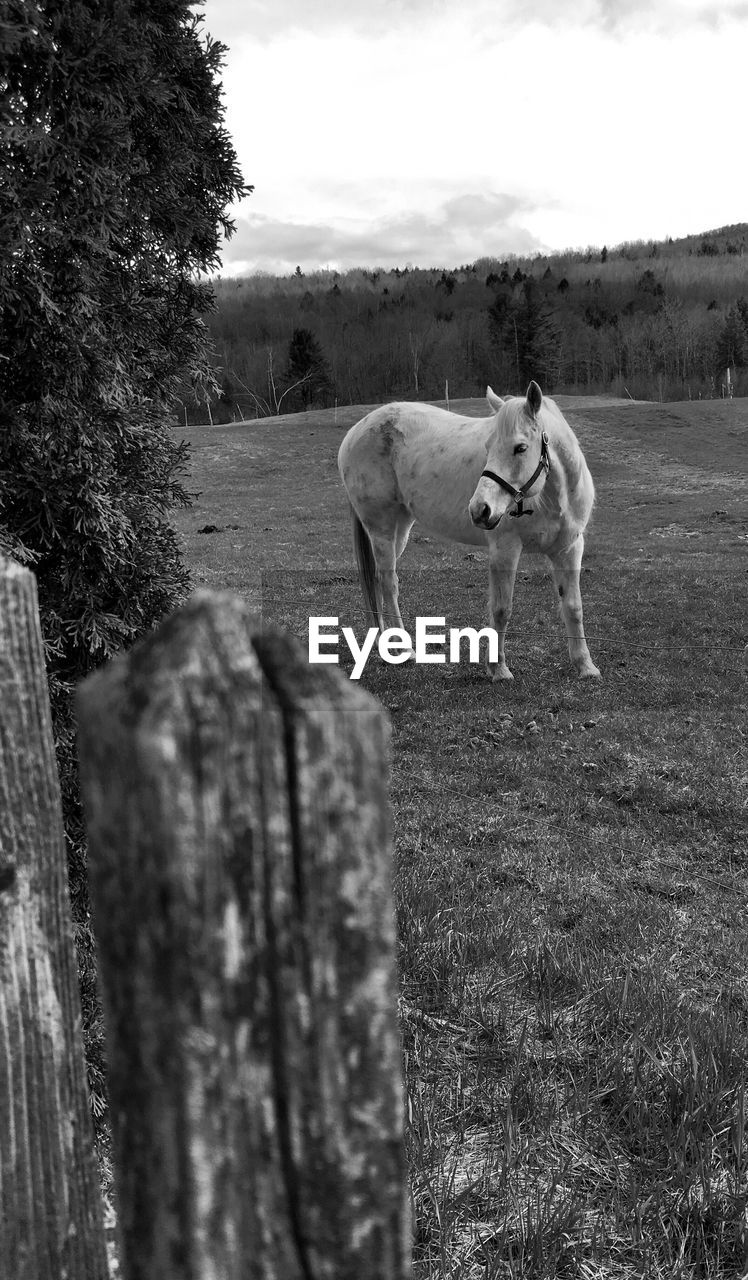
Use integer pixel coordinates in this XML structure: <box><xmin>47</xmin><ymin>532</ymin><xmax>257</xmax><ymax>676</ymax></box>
<box><xmin>488</xmin><ymin>279</ymin><xmax>561</xmax><ymax>389</ymax></box>
<box><xmin>1</xmin><ymin>0</ymin><xmax>248</xmax><ymax>1117</ymax></box>
<box><xmin>286</xmin><ymin>328</ymin><xmax>333</xmax><ymax>409</ymax></box>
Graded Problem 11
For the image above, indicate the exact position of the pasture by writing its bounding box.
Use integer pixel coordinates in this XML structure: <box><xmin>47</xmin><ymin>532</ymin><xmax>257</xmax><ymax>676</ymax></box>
<box><xmin>172</xmin><ymin>396</ymin><xmax>748</xmax><ymax>1278</ymax></box>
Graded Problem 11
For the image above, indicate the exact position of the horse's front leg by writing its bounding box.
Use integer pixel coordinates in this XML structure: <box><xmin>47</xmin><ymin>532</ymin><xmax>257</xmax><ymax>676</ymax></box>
<box><xmin>548</xmin><ymin>535</ymin><xmax>601</xmax><ymax>678</ymax></box>
<box><xmin>486</xmin><ymin>536</ymin><xmax>522</xmax><ymax>681</ymax></box>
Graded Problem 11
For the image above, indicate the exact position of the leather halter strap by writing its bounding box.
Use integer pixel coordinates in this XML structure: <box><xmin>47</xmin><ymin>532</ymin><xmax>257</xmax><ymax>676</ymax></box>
<box><xmin>480</xmin><ymin>431</ymin><xmax>550</xmax><ymax>517</ymax></box>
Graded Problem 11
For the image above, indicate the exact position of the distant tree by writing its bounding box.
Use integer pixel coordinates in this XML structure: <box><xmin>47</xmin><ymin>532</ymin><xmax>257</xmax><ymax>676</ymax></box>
<box><xmin>601</xmin><ymin>246</ymin><xmax>608</xmax><ymax>263</ymax></box>
<box><xmin>219</xmin><ymin>368</ymin><xmax>243</xmax><ymax>420</ymax></box>
<box><xmin>635</xmin><ymin>269</ymin><xmax>665</xmax><ymax>314</ymax></box>
<box><xmin>407</xmin><ymin>320</ymin><xmax>436</xmax><ymax>395</ymax></box>
<box><xmin>488</xmin><ymin>278</ymin><xmax>560</xmax><ymax>389</ymax></box>
<box><xmin>487</xmin><ymin>288</ymin><xmax>512</xmax><ymax>345</ymax></box>
<box><xmin>286</xmin><ymin>328</ymin><xmax>333</xmax><ymax>408</ymax></box>
<box><xmin>715</xmin><ymin>306</ymin><xmax>746</xmax><ymax>375</ymax></box>
<box><xmin>437</xmin><ymin>272</ymin><xmax>456</xmax><ymax>295</ymax></box>
<box><xmin>295</xmin><ymin>265</ymin><xmax>304</xmax><ymax>277</ymax></box>
<box><xmin>518</xmin><ymin>278</ymin><xmax>562</xmax><ymax>387</ymax></box>
<box><xmin>584</xmin><ymin>300</ymin><xmax>618</xmax><ymax>330</ymax></box>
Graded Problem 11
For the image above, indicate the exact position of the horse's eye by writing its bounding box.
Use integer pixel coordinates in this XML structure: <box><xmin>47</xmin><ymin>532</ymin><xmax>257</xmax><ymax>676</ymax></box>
<box><xmin>514</xmin><ymin>444</ymin><xmax>527</xmax><ymax>455</ymax></box>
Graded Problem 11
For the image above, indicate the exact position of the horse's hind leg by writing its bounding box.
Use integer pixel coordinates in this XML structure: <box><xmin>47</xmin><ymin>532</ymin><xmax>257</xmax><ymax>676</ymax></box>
<box><xmin>548</xmin><ymin>535</ymin><xmax>601</xmax><ymax>678</ymax></box>
<box><xmin>369</xmin><ymin>511</ymin><xmax>413</xmax><ymax>632</ymax></box>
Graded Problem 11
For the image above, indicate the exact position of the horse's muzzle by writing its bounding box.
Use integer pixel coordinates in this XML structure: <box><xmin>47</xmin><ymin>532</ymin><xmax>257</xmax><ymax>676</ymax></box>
<box><xmin>470</xmin><ymin>503</ymin><xmax>502</xmax><ymax>530</ymax></box>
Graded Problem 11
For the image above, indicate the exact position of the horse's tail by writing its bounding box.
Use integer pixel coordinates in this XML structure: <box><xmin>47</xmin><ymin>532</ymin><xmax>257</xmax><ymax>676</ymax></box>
<box><xmin>350</xmin><ymin>506</ymin><xmax>379</xmax><ymax>629</ymax></box>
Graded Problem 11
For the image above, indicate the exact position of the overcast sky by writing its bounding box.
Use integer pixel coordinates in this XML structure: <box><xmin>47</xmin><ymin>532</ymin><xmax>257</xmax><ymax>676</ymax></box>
<box><xmin>200</xmin><ymin>0</ymin><xmax>748</xmax><ymax>277</ymax></box>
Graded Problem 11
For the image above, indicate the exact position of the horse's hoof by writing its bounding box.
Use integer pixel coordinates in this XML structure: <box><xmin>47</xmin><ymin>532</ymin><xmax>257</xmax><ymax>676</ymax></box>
<box><xmin>578</xmin><ymin>665</ymin><xmax>602</xmax><ymax>679</ymax></box>
<box><xmin>489</xmin><ymin>665</ymin><xmax>514</xmax><ymax>682</ymax></box>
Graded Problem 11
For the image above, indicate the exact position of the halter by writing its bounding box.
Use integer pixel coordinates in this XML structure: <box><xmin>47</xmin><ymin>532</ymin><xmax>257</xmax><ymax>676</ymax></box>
<box><xmin>480</xmin><ymin>431</ymin><xmax>550</xmax><ymax>518</ymax></box>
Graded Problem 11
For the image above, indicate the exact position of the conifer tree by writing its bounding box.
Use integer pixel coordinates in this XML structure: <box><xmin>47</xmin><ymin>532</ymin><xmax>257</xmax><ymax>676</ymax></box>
<box><xmin>0</xmin><ymin>0</ymin><xmax>249</xmax><ymax>1115</ymax></box>
<box><xmin>286</xmin><ymin>327</ymin><xmax>333</xmax><ymax>408</ymax></box>
<box><xmin>488</xmin><ymin>279</ymin><xmax>561</xmax><ymax>390</ymax></box>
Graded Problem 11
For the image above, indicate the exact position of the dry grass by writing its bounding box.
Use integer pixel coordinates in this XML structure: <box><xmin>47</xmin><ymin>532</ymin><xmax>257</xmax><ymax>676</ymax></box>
<box><xmin>174</xmin><ymin>394</ymin><xmax>748</xmax><ymax>1278</ymax></box>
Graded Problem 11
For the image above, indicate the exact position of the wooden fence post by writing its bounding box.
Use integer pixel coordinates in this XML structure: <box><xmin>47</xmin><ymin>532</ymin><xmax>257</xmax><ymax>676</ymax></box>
<box><xmin>77</xmin><ymin>591</ymin><xmax>411</xmax><ymax>1280</ymax></box>
<box><xmin>0</xmin><ymin>557</ymin><xmax>108</xmax><ymax>1279</ymax></box>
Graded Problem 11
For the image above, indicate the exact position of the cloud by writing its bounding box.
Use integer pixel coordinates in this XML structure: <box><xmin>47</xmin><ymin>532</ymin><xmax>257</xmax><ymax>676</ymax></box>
<box><xmin>201</xmin><ymin>2</ymin><xmax>748</xmax><ymax>273</ymax></box>
<box><xmin>219</xmin><ymin>189</ymin><xmax>548</xmax><ymax>276</ymax></box>
<box><xmin>200</xmin><ymin>0</ymin><xmax>748</xmax><ymax>43</ymax></box>
<box><xmin>570</xmin><ymin>0</ymin><xmax>748</xmax><ymax>31</ymax></box>
<box><xmin>200</xmin><ymin>0</ymin><xmax>452</xmax><ymax>44</ymax></box>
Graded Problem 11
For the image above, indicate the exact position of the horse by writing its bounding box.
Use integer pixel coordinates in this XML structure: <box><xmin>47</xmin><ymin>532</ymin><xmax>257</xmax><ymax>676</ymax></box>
<box><xmin>337</xmin><ymin>381</ymin><xmax>601</xmax><ymax>680</ymax></box>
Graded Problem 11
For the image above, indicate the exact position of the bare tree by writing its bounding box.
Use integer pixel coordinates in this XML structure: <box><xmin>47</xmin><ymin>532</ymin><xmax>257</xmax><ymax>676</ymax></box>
<box><xmin>408</xmin><ymin>321</ymin><xmax>434</xmax><ymax>396</ymax></box>
<box><xmin>224</xmin><ymin>355</ymin><xmax>313</xmax><ymax>420</ymax></box>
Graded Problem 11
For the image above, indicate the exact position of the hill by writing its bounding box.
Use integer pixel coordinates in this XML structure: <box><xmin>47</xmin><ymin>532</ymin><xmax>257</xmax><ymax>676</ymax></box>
<box><xmin>183</xmin><ymin>225</ymin><xmax>748</xmax><ymax>424</ymax></box>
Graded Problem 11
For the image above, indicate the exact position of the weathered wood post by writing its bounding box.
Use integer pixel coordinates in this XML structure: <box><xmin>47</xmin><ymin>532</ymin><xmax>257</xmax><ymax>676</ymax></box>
<box><xmin>77</xmin><ymin>592</ymin><xmax>411</xmax><ymax>1280</ymax></box>
<box><xmin>0</xmin><ymin>558</ymin><xmax>108</xmax><ymax>1279</ymax></box>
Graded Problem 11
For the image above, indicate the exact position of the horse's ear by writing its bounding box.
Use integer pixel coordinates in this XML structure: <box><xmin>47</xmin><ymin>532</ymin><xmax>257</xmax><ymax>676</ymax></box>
<box><xmin>486</xmin><ymin>386</ymin><xmax>504</xmax><ymax>413</ymax></box>
<box><xmin>526</xmin><ymin>381</ymin><xmax>543</xmax><ymax>415</ymax></box>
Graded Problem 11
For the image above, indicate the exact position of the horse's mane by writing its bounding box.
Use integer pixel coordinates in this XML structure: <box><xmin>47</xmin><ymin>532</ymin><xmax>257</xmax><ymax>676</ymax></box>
<box><xmin>538</xmin><ymin>398</ymin><xmax>585</xmax><ymax>492</ymax></box>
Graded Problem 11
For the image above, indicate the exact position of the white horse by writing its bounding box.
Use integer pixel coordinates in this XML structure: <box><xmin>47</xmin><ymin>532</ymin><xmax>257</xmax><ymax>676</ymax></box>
<box><xmin>337</xmin><ymin>381</ymin><xmax>600</xmax><ymax>680</ymax></box>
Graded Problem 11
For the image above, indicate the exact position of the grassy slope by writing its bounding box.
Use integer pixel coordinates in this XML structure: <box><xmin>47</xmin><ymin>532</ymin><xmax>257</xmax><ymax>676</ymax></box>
<box><xmin>172</xmin><ymin>396</ymin><xmax>748</xmax><ymax>1278</ymax></box>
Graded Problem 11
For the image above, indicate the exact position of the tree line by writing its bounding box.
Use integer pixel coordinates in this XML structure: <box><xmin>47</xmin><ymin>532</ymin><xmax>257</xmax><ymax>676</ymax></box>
<box><xmin>192</xmin><ymin>224</ymin><xmax>748</xmax><ymax>423</ymax></box>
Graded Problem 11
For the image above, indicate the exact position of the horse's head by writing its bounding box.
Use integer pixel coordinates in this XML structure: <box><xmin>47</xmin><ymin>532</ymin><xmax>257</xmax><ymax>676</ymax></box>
<box><xmin>469</xmin><ymin>381</ymin><xmax>550</xmax><ymax>528</ymax></box>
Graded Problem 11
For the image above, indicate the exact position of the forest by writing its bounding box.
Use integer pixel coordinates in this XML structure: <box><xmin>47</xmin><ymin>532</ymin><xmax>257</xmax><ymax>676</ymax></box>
<box><xmin>184</xmin><ymin>223</ymin><xmax>748</xmax><ymax>423</ymax></box>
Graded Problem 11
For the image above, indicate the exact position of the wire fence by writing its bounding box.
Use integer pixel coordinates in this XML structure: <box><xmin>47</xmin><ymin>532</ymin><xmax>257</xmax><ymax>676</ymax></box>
<box><xmin>260</xmin><ymin>574</ymin><xmax>748</xmax><ymax>669</ymax></box>
<box><xmin>264</xmin><ymin>595</ymin><xmax>748</xmax><ymax>661</ymax></box>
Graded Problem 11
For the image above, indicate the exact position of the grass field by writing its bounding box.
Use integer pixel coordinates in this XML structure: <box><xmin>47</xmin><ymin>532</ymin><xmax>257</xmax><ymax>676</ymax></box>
<box><xmin>173</xmin><ymin>395</ymin><xmax>748</xmax><ymax>1278</ymax></box>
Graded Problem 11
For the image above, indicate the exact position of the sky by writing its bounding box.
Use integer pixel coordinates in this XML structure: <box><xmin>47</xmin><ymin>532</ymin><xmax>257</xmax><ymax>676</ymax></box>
<box><xmin>199</xmin><ymin>0</ymin><xmax>748</xmax><ymax>277</ymax></box>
